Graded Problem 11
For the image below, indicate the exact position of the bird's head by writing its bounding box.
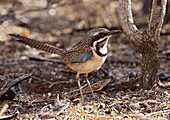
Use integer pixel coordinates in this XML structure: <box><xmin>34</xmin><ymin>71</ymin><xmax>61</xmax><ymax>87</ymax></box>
<box><xmin>85</xmin><ymin>28</ymin><xmax>120</xmax><ymax>57</ymax></box>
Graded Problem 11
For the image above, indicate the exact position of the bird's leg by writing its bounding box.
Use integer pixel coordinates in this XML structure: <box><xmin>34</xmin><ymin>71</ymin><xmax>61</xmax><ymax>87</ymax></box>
<box><xmin>76</xmin><ymin>73</ymin><xmax>80</xmax><ymax>79</ymax></box>
<box><xmin>76</xmin><ymin>73</ymin><xmax>84</xmax><ymax>102</ymax></box>
<box><xmin>84</xmin><ymin>73</ymin><xmax>95</xmax><ymax>98</ymax></box>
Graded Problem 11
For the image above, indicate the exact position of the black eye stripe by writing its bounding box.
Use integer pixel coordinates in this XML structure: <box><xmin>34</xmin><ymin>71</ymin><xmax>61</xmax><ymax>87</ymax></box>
<box><xmin>97</xmin><ymin>38</ymin><xmax>107</xmax><ymax>44</ymax></box>
<box><xmin>91</xmin><ymin>36</ymin><xmax>108</xmax><ymax>47</ymax></box>
<box><xmin>92</xmin><ymin>32</ymin><xmax>108</xmax><ymax>42</ymax></box>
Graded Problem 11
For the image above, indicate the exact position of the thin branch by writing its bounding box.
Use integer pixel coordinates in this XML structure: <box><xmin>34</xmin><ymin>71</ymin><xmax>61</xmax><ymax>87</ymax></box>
<box><xmin>118</xmin><ymin>0</ymin><xmax>143</xmax><ymax>50</ymax></box>
<box><xmin>148</xmin><ymin>0</ymin><xmax>167</xmax><ymax>38</ymax></box>
<box><xmin>0</xmin><ymin>73</ymin><xmax>32</xmax><ymax>101</ymax></box>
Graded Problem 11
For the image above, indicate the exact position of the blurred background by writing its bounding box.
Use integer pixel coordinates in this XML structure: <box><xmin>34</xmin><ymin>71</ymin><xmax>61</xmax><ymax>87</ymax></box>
<box><xmin>0</xmin><ymin>0</ymin><xmax>170</xmax><ymax>119</ymax></box>
<box><xmin>0</xmin><ymin>0</ymin><xmax>169</xmax><ymax>37</ymax></box>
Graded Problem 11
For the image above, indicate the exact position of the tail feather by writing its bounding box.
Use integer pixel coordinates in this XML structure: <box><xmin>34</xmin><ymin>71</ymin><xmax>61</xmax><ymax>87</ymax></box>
<box><xmin>9</xmin><ymin>34</ymin><xmax>66</xmax><ymax>56</ymax></box>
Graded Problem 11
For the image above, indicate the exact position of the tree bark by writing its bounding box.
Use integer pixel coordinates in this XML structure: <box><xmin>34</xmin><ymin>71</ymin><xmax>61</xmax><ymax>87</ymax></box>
<box><xmin>140</xmin><ymin>31</ymin><xmax>159</xmax><ymax>88</ymax></box>
<box><xmin>118</xmin><ymin>0</ymin><xmax>167</xmax><ymax>89</ymax></box>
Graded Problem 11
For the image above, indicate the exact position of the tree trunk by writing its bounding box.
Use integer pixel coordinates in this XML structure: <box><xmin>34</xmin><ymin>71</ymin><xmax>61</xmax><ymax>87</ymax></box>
<box><xmin>118</xmin><ymin>0</ymin><xmax>167</xmax><ymax>89</ymax></box>
<box><xmin>140</xmin><ymin>32</ymin><xmax>159</xmax><ymax>89</ymax></box>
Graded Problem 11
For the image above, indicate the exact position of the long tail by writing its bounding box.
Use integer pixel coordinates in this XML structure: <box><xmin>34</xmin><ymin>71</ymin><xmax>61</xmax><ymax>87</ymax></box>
<box><xmin>9</xmin><ymin>34</ymin><xmax>66</xmax><ymax>56</ymax></box>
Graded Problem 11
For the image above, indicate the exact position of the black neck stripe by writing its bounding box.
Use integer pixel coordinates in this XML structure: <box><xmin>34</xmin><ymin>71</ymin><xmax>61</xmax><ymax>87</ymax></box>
<box><xmin>96</xmin><ymin>51</ymin><xmax>107</xmax><ymax>57</ymax></box>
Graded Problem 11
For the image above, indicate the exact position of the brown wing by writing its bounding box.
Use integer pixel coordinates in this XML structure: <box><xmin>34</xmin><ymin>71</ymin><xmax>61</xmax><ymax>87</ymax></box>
<box><xmin>61</xmin><ymin>46</ymin><xmax>92</xmax><ymax>63</ymax></box>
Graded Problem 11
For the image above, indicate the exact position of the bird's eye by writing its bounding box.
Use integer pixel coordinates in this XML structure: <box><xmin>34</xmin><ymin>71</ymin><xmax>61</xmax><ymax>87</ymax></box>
<box><xmin>99</xmin><ymin>33</ymin><xmax>106</xmax><ymax>37</ymax></box>
<box><xmin>93</xmin><ymin>34</ymin><xmax>101</xmax><ymax>41</ymax></box>
<box><xmin>92</xmin><ymin>33</ymin><xmax>107</xmax><ymax>42</ymax></box>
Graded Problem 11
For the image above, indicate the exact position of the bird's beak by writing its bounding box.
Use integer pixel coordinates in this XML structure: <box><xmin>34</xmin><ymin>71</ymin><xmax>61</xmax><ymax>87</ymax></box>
<box><xmin>108</xmin><ymin>30</ymin><xmax>122</xmax><ymax>35</ymax></box>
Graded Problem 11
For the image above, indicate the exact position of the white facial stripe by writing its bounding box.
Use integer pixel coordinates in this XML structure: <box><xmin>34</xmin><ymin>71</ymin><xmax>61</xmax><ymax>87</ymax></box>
<box><xmin>93</xmin><ymin>36</ymin><xmax>109</xmax><ymax>50</ymax></box>
<box><xmin>93</xmin><ymin>32</ymin><xmax>100</xmax><ymax>36</ymax></box>
<box><xmin>92</xmin><ymin>35</ymin><xmax>111</xmax><ymax>56</ymax></box>
<box><xmin>98</xmin><ymin>36</ymin><xmax>108</xmax><ymax>42</ymax></box>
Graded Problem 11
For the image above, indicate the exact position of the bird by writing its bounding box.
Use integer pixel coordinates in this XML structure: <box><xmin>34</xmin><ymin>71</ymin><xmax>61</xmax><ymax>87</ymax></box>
<box><xmin>9</xmin><ymin>28</ymin><xmax>120</xmax><ymax>101</ymax></box>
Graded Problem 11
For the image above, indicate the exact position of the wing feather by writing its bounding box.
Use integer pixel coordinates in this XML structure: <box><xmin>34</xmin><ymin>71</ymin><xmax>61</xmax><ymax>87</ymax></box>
<box><xmin>61</xmin><ymin>48</ymin><xmax>92</xmax><ymax>63</ymax></box>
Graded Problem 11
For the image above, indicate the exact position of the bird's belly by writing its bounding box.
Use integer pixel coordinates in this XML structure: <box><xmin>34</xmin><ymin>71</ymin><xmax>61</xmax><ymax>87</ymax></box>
<box><xmin>67</xmin><ymin>55</ymin><xmax>107</xmax><ymax>74</ymax></box>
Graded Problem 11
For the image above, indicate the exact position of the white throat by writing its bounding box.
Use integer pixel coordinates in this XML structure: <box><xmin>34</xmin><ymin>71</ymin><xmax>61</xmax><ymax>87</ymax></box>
<box><xmin>99</xmin><ymin>39</ymin><xmax>108</xmax><ymax>54</ymax></box>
